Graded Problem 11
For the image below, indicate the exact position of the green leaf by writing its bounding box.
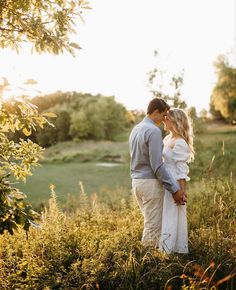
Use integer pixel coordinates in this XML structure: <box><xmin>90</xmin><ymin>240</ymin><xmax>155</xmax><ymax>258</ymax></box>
<box><xmin>69</xmin><ymin>42</ymin><xmax>81</xmax><ymax>50</ymax></box>
<box><xmin>43</xmin><ymin>112</ymin><xmax>57</xmax><ymax>118</ymax></box>
<box><xmin>23</xmin><ymin>127</ymin><xmax>32</xmax><ymax>136</ymax></box>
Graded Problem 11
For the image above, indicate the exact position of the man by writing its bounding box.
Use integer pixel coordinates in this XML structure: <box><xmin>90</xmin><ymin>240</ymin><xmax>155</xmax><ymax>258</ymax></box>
<box><xmin>129</xmin><ymin>98</ymin><xmax>184</xmax><ymax>247</ymax></box>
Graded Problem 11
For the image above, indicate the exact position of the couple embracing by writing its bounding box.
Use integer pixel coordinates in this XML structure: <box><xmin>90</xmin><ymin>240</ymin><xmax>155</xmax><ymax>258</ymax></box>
<box><xmin>129</xmin><ymin>98</ymin><xmax>194</xmax><ymax>254</ymax></box>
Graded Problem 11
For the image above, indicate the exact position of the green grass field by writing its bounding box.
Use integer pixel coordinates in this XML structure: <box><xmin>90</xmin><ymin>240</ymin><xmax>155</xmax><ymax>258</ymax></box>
<box><xmin>1</xmin><ymin>123</ymin><xmax>236</xmax><ymax>289</ymax></box>
<box><xmin>18</xmin><ymin>123</ymin><xmax>236</xmax><ymax>208</ymax></box>
<box><xmin>19</xmin><ymin>162</ymin><xmax>131</xmax><ymax>206</ymax></box>
<box><xmin>17</xmin><ymin>138</ymin><xmax>131</xmax><ymax>206</ymax></box>
<box><xmin>16</xmin><ymin>124</ymin><xmax>236</xmax><ymax>209</ymax></box>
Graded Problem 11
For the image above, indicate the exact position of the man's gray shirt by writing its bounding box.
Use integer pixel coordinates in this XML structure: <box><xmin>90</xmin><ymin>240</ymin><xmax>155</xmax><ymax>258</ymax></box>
<box><xmin>129</xmin><ymin>116</ymin><xmax>180</xmax><ymax>194</ymax></box>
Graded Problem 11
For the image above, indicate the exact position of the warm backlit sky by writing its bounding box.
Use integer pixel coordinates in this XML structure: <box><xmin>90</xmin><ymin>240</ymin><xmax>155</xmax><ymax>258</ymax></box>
<box><xmin>0</xmin><ymin>0</ymin><xmax>235</xmax><ymax>112</ymax></box>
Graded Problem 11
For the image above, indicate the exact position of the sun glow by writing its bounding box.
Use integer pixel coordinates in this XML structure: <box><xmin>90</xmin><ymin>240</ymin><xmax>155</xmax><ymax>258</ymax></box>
<box><xmin>0</xmin><ymin>84</ymin><xmax>23</xmax><ymax>102</ymax></box>
<box><xmin>1</xmin><ymin>91</ymin><xmax>13</xmax><ymax>101</ymax></box>
<box><xmin>0</xmin><ymin>0</ymin><xmax>235</xmax><ymax>112</ymax></box>
<box><xmin>0</xmin><ymin>75</ymin><xmax>41</xmax><ymax>102</ymax></box>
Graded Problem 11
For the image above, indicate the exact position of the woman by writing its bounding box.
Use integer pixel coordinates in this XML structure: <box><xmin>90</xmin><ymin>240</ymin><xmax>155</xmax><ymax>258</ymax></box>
<box><xmin>159</xmin><ymin>108</ymin><xmax>194</xmax><ymax>254</ymax></box>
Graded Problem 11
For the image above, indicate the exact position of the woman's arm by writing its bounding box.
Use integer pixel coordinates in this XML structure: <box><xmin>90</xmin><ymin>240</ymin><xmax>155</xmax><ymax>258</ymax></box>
<box><xmin>178</xmin><ymin>179</ymin><xmax>186</xmax><ymax>191</ymax></box>
<box><xmin>173</xmin><ymin>139</ymin><xmax>190</xmax><ymax>204</ymax></box>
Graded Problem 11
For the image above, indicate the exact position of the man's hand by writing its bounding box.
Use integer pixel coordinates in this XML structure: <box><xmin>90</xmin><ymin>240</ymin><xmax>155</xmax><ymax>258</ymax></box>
<box><xmin>172</xmin><ymin>189</ymin><xmax>186</xmax><ymax>205</ymax></box>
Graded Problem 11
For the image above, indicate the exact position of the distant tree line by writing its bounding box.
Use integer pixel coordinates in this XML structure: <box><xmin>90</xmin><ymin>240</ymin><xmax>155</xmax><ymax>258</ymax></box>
<box><xmin>10</xmin><ymin>92</ymin><xmax>143</xmax><ymax>147</ymax></box>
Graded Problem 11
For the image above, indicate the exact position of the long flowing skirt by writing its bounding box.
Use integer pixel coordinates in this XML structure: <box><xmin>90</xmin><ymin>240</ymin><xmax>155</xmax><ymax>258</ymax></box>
<box><xmin>159</xmin><ymin>190</ymin><xmax>188</xmax><ymax>254</ymax></box>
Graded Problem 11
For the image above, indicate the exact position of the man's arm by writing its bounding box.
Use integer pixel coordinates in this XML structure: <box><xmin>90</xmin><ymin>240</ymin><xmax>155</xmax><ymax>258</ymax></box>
<box><xmin>156</xmin><ymin>163</ymin><xmax>185</xmax><ymax>205</ymax></box>
<box><xmin>148</xmin><ymin>129</ymin><xmax>184</xmax><ymax>204</ymax></box>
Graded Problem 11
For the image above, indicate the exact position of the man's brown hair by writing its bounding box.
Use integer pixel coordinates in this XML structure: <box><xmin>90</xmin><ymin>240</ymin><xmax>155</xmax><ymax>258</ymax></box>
<box><xmin>147</xmin><ymin>98</ymin><xmax>170</xmax><ymax>114</ymax></box>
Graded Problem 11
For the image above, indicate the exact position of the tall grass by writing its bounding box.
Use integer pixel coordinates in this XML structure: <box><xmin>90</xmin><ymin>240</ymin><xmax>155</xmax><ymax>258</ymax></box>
<box><xmin>190</xmin><ymin>133</ymin><xmax>236</xmax><ymax>181</ymax></box>
<box><xmin>0</xmin><ymin>178</ymin><xmax>235</xmax><ymax>289</ymax></box>
<box><xmin>1</xmin><ymin>128</ymin><xmax>235</xmax><ymax>289</ymax></box>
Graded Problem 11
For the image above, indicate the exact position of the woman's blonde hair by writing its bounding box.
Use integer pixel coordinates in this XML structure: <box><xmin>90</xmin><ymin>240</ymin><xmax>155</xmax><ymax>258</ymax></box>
<box><xmin>167</xmin><ymin>108</ymin><xmax>195</xmax><ymax>162</ymax></box>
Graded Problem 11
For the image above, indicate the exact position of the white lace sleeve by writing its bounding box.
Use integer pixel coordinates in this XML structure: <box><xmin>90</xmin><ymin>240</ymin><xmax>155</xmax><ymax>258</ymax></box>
<box><xmin>172</xmin><ymin>139</ymin><xmax>191</xmax><ymax>181</ymax></box>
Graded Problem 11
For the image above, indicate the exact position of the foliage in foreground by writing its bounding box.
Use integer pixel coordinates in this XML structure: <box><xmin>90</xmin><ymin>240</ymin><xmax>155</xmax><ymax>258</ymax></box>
<box><xmin>0</xmin><ymin>179</ymin><xmax>235</xmax><ymax>290</ymax></box>
<box><xmin>0</xmin><ymin>0</ymin><xmax>91</xmax><ymax>55</ymax></box>
<box><xmin>0</xmin><ymin>97</ymin><xmax>54</xmax><ymax>234</ymax></box>
<box><xmin>0</xmin><ymin>0</ymin><xmax>90</xmax><ymax>236</ymax></box>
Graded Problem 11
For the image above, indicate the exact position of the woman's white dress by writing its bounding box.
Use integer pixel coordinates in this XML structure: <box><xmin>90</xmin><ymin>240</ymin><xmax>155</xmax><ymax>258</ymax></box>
<box><xmin>159</xmin><ymin>135</ymin><xmax>190</xmax><ymax>254</ymax></box>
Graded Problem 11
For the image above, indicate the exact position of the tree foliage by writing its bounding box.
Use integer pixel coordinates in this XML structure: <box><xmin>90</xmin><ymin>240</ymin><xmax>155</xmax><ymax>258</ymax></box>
<box><xmin>33</xmin><ymin>92</ymin><xmax>127</xmax><ymax>146</ymax></box>
<box><xmin>0</xmin><ymin>97</ymin><xmax>54</xmax><ymax>234</ymax></box>
<box><xmin>37</xmin><ymin>108</ymin><xmax>71</xmax><ymax>147</ymax></box>
<box><xmin>0</xmin><ymin>0</ymin><xmax>91</xmax><ymax>55</ymax></box>
<box><xmin>187</xmin><ymin>106</ymin><xmax>205</xmax><ymax>134</ymax></box>
<box><xmin>0</xmin><ymin>0</ymin><xmax>91</xmax><ymax>234</ymax></box>
<box><xmin>210</xmin><ymin>55</ymin><xmax>236</xmax><ymax>123</ymax></box>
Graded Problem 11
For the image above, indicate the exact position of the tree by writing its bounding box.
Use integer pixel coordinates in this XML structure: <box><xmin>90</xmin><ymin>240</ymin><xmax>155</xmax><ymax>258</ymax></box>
<box><xmin>210</xmin><ymin>55</ymin><xmax>236</xmax><ymax>123</ymax></box>
<box><xmin>125</xmin><ymin>109</ymin><xmax>145</xmax><ymax>127</ymax></box>
<box><xmin>69</xmin><ymin>95</ymin><xmax>127</xmax><ymax>141</ymax></box>
<box><xmin>30</xmin><ymin>92</ymin><xmax>128</xmax><ymax>143</ymax></box>
<box><xmin>148</xmin><ymin>50</ymin><xmax>187</xmax><ymax>109</ymax></box>
<box><xmin>37</xmin><ymin>109</ymin><xmax>71</xmax><ymax>146</ymax></box>
<box><xmin>70</xmin><ymin>110</ymin><xmax>91</xmax><ymax>140</ymax></box>
<box><xmin>0</xmin><ymin>0</ymin><xmax>91</xmax><ymax>234</ymax></box>
<box><xmin>199</xmin><ymin>109</ymin><xmax>208</xmax><ymax>121</ymax></box>
<box><xmin>0</xmin><ymin>0</ymin><xmax>91</xmax><ymax>55</ymax></box>
<box><xmin>0</xmin><ymin>97</ymin><xmax>55</xmax><ymax>234</ymax></box>
<box><xmin>188</xmin><ymin>106</ymin><xmax>205</xmax><ymax>134</ymax></box>
<box><xmin>97</xmin><ymin>96</ymin><xmax>126</xmax><ymax>140</ymax></box>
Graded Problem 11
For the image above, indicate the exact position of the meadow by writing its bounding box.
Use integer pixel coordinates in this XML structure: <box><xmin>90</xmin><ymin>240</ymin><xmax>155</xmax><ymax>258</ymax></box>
<box><xmin>0</xmin><ymin>124</ymin><xmax>236</xmax><ymax>289</ymax></box>
<box><xmin>17</xmin><ymin>139</ymin><xmax>131</xmax><ymax>207</ymax></box>
<box><xmin>18</xmin><ymin>125</ymin><xmax>236</xmax><ymax>206</ymax></box>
